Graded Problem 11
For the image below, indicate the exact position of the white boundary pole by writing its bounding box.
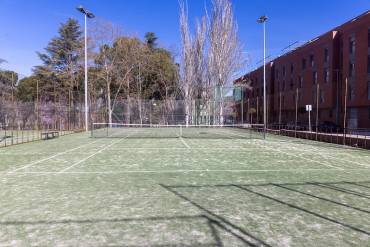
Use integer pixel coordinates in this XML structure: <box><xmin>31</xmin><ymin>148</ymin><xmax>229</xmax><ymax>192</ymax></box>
<box><xmin>84</xmin><ymin>14</ymin><xmax>89</xmax><ymax>132</ymax></box>
<box><xmin>263</xmin><ymin>21</ymin><xmax>267</xmax><ymax>139</ymax></box>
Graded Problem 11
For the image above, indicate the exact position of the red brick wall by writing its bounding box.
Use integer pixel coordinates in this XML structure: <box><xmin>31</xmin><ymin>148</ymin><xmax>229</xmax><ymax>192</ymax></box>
<box><xmin>234</xmin><ymin>11</ymin><xmax>370</xmax><ymax>128</ymax></box>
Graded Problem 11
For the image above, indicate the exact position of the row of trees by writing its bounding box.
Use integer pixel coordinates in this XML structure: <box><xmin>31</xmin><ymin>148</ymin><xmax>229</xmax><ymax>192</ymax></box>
<box><xmin>1</xmin><ymin>0</ymin><xmax>245</xmax><ymax>128</ymax></box>
<box><xmin>1</xmin><ymin>18</ymin><xmax>179</xmax><ymax>127</ymax></box>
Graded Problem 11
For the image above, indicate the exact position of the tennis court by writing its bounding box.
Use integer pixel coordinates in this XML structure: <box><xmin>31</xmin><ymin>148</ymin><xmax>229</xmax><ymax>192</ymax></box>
<box><xmin>1</xmin><ymin>127</ymin><xmax>370</xmax><ymax>246</ymax></box>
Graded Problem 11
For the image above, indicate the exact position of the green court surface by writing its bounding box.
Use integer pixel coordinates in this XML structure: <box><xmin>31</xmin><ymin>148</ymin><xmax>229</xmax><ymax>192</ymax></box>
<box><xmin>1</xmin><ymin>132</ymin><xmax>370</xmax><ymax>246</ymax></box>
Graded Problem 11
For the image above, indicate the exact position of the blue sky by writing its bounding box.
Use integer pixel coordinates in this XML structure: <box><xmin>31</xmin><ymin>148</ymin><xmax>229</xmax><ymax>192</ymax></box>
<box><xmin>0</xmin><ymin>0</ymin><xmax>369</xmax><ymax>76</ymax></box>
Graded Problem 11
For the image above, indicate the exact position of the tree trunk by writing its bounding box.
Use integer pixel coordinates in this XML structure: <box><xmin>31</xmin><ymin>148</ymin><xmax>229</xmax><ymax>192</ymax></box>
<box><xmin>127</xmin><ymin>80</ymin><xmax>131</xmax><ymax>124</ymax></box>
<box><xmin>107</xmin><ymin>82</ymin><xmax>112</xmax><ymax>126</ymax></box>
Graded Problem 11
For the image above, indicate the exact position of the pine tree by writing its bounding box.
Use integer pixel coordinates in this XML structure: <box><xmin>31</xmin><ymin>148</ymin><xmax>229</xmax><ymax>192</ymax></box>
<box><xmin>34</xmin><ymin>18</ymin><xmax>83</xmax><ymax>101</ymax></box>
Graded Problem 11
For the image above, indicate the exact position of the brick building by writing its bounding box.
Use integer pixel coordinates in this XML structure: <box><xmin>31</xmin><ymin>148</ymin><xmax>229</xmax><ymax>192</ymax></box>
<box><xmin>235</xmin><ymin>11</ymin><xmax>370</xmax><ymax>129</ymax></box>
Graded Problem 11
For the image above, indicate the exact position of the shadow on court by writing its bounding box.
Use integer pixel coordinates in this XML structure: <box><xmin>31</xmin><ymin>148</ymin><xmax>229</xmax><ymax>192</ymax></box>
<box><xmin>2</xmin><ymin>181</ymin><xmax>370</xmax><ymax>246</ymax></box>
<box><xmin>0</xmin><ymin>214</ymin><xmax>257</xmax><ymax>246</ymax></box>
<box><xmin>160</xmin><ymin>180</ymin><xmax>370</xmax><ymax>246</ymax></box>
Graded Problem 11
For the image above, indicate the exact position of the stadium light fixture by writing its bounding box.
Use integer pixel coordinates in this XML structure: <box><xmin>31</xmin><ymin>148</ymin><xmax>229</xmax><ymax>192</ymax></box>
<box><xmin>257</xmin><ymin>15</ymin><xmax>267</xmax><ymax>139</ymax></box>
<box><xmin>77</xmin><ymin>5</ymin><xmax>95</xmax><ymax>18</ymax></box>
<box><xmin>76</xmin><ymin>5</ymin><xmax>95</xmax><ymax>132</ymax></box>
<box><xmin>257</xmin><ymin>16</ymin><xmax>268</xmax><ymax>24</ymax></box>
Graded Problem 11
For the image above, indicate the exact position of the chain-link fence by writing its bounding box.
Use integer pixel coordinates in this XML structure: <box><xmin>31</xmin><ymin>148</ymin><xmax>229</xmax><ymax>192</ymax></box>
<box><xmin>0</xmin><ymin>100</ymin><xmax>86</xmax><ymax>147</ymax></box>
<box><xmin>0</xmin><ymin>96</ymin><xmax>242</xmax><ymax>147</ymax></box>
<box><xmin>95</xmin><ymin>98</ymin><xmax>238</xmax><ymax>126</ymax></box>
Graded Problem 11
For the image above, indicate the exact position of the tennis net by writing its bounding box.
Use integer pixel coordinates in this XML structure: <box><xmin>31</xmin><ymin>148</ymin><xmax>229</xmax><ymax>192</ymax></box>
<box><xmin>91</xmin><ymin>123</ymin><xmax>265</xmax><ymax>139</ymax></box>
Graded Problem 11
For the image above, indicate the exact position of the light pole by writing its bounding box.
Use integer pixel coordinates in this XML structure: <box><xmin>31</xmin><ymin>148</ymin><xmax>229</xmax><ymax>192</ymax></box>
<box><xmin>77</xmin><ymin>5</ymin><xmax>95</xmax><ymax>132</ymax></box>
<box><xmin>258</xmin><ymin>15</ymin><xmax>267</xmax><ymax>139</ymax></box>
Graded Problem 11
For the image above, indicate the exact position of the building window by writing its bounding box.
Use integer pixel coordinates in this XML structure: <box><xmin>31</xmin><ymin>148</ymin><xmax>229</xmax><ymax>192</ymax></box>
<box><xmin>349</xmin><ymin>36</ymin><xmax>355</xmax><ymax>55</ymax></box>
<box><xmin>368</xmin><ymin>81</ymin><xmax>370</xmax><ymax>100</ymax></box>
<box><xmin>348</xmin><ymin>83</ymin><xmax>355</xmax><ymax>101</ymax></box>
<box><xmin>368</xmin><ymin>54</ymin><xmax>370</xmax><ymax>74</ymax></box>
<box><xmin>324</xmin><ymin>48</ymin><xmax>329</xmax><ymax>63</ymax></box>
<box><xmin>313</xmin><ymin>71</ymin><xmax>317</xmax><ymax>85</ymax></box>
<box><xmin>282</xmin><ymin>80</ymin><xmax>285</xmax><ymax>91</ymax></box>
<box><xmin>310</xmin><ymin>55</ymin><xmax>314</xmax><ymax>67</ymax></box>
<box><xmin>349</xmin><ymin>62</ymin><xmax>355</xmax><ymax>77</ymax></box>
<box><xmin>283</xmin><ymin>66</ymin><xmax>286</xmax><ymax>77</ymax></box>
<box><xmin>312</xmin><ymin>88</ymin><xmax>317</xmax><ymax>103</ymax></box>
<box><xmin>290</xmin><ymin>79</ymin><xmax>294</xmax><ymax>90</ymax></box>
<box><xmin>302</xmin><ymin>58</ymin><xmax>306</xmax><ymax>70</ymax></box>
<box><xmin>290</xmin><ymin>63</ymin><xmax>294</xmax><ymax>74</ymax></box>
<box><xmin>324</xmin><ymin>69</ymin><xmax>329</xmax><ymax>83</ymax></box>
<box><xmin>369</xmin><ymin>107</ymin><xmax>370</xmax><ymax>119</ymax></box>
<box><xmin>320</xmin><ymin>89</ymin><xmax>325</xmax><ymax>103</ymax></box>
<box><xmin>299</xmin><ymin>76</ymin><xmax>303</xmax><ymax>88</ymax></box>
<box><xmin>368</xmin><ymin>28</ymin><xmax>370</xmax><ymax>48</ymax></box>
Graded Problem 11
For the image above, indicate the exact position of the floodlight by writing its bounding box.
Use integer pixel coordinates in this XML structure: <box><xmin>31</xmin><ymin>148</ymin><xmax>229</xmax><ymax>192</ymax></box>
<box><xmin>257</xmin><ymin>16</ymin><xmax>268</xmax><ymax>23</ymax></box>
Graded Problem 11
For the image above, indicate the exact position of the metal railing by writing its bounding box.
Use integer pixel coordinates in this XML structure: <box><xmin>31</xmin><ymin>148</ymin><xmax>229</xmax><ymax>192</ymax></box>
<box><xmin>0</xmin><ymin>125</ymin><xmax>82</xmax><ymax>148</ymax></box>
<box><xmin>267</xmin><ymin>124</ymin><xmax>370</xmax><ymax>150</ymax></box>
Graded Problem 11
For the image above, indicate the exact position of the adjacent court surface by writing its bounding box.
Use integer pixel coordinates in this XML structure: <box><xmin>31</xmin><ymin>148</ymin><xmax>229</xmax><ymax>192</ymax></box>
<box><xmin>1</xmin><ymin>131</ymin><xmax>370</xmax><ymax>246</ymax></box>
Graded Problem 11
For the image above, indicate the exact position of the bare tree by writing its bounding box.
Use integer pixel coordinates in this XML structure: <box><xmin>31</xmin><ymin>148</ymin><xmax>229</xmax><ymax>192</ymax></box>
<box><xmin>92</xmin><ymin>20</ymin><xmax>124</xmax><ymax>124</ymax></box>
<box><xmin>179</xmin><ymin>0</ymin><xmax>245</xmax><ymax>125</ymax></box>
<box><xmin>193</xmin><ymin>17</ymin><xmax>208</xmax><ymax>124</ymax></box>
<box><xmin>179</xmin><ymin>0</ymin><xmax>195</xmax><ymax>126</ymax></box>
<box><xmin>207</xmin><ymin>0</ymin><xmax>245</xmax><ymax>124</ymax></box>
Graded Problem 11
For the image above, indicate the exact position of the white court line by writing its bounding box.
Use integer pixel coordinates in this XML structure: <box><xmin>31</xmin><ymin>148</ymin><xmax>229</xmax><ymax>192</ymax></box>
<box><xmin>180</xmin><ymin>137</ymin><xmax>191</xmax><ymax>149</ymax></box>
<box><xmin>254</xmin><ymin>137</ymin><xmax>370</xmax><ymax>168</ymax></box>
<box><xmin>4</xmin><ymin>167</ymin><xmax>370</xmax><ymax>175</ymax></box>
<box><xmin>277</xmin><ymin>142</ymin><xmax>370</xmax><ymax>168</ymax></box>
<box><xmin>85</xmin><ymin>147</ymin><xmax>266</xmax><ymax>150</ymax></box>
<box><xmin>317</xmin><ymin>154</ymin><xmax>370</xmax><ymax>168</ymax></box>
<box><xmin>215</xmin><ymin>130</ymin><xmax>344</xmax><ymax>170</ymax></box>
<box><xmin>58</xmin><ymin>134</ymin><xmax>132</xmax><ymax>173</ymax></box>
<box><xmin>8</xmin><ymin>138</ymin><xmax>102</xmax><ymax>173</ymax></box>
<box><xmin>6</xmin><ymin>129</ymin><xmax>129</xmax><ymax>173</ymax></box>
<box><xmin>253</xmin><ymin>141</ymin><xmax>343</xmax><ymax>170</ymax></box>
<box><xmin>269</xmin><ymin>135</ymin><xmax>370</xmax><ymax>154</ymax></box>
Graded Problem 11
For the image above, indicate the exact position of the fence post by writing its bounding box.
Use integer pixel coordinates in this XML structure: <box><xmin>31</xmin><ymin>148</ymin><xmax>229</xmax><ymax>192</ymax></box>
<box><xmin>4</xmin><ymin>124</ymin><xmax>7</xmax><ymax>147</ymax></box>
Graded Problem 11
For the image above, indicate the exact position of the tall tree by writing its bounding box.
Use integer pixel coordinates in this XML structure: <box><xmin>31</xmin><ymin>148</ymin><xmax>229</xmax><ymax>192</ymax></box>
<box><xmin>179</xmin><ymin>0</ymin><xmax>195</xmax><ymax>125</ymax></box>
<box><xmin>193</xmin><ymin>17</ymin><xmax>208</xmax><ymax>124</ymax></box>
<box><xmin>15</xmin><ymin>76</ymin><xmax>41</xmax><ymax>102</ymax></box>
<box><xmin>34</xmin><ymin>18</ymin><xmax>83</xmax><ymax>102</ymax></box>
<box><xmin>208</xmin><ymin>0</ymin><xmax>244</xmax><ymax>124</ymax></box>
<box><xmin>0</xmin><ymin>70</ymin><xmax>18</xmax><ymax>101</ymax></box>
<box><xmin>179</xmin><ymin>0</ymin><xmax>245</xmax><ymax>125</ymax></box>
